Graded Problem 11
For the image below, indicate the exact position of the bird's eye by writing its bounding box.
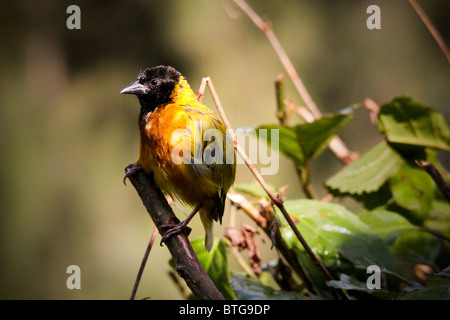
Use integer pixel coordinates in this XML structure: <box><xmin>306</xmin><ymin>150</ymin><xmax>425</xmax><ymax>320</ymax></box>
<box><xmin>150</xmin><ymin>79</ymin><xmax>158</xmax><ymax>86</ymax></box>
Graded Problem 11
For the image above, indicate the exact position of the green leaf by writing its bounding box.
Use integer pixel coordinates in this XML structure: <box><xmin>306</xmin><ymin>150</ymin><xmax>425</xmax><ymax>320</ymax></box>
<box><xmin>230</xmin><ymin>274</ymin><xmax>303</xmax><ymax>300</ymax></box>
<box><xmin>256</xmin><ymin>111</ymin><xmax>353</xmax><ymax>169</ymax></box>
<box><xmin>426</xmin><ymin>199</ymin><xmax>450</xmax><ymax>239</ymax></box>
<box><xmin>326</xmin><ymin>140</ymin><xmax>404</xmax><ymax>195</ymax></box>
<box><xmin>278</xmin><ymin>200</ymin><xmax>401</xmax><ymax>275</ymax></box>
<box><xmin>327</xmin><ymin>273</ymin><xmax>398</xmax><ymax>299</ymax></box>
<box><xmin>295</xmin><ymin>113</ymin><xmax>354</xmax><ymax>160</ymax></box>
<box><xmin>389</xmin><ymin>230</ymin><xmax>440</xmax><ymax>267</ymax></box>
<box><xmin>256</xmin><ymin>125</ymin><xmax>304</xmax><ymax>166</ymax></box>
<box><xmin>234</xmin><ymin>181</ymin><xmax>276</xmax><ymax>198</ymax></box>
<box><xmin>389</xmin><ymin>162</ymin><xmax>435</xmax><ymax>225</ymax></box>
<box><xmin>358</xmin><ymin>209</ymin><xmax>418</xmax><ymax>245</ymax></box>
<box><xmin>377</xmin><ymin>97</ymin><xmax>450</xmax><ymax>151</ymax></box>
<box><xmin>352</xmin><ymin>183</ymin><xmax>392</xmax><ymax>210</ymax></box>
<box><xmin>398</xmin><ymin>266</ymin><xmax>450</xmax><ymax>300</ymax></box>
<box><xmin>190</xmin><ymin>237</ymin><xmax>236</xmax><ymax>300</ymax></box>
<box><xmin>327</xmin><ymin>273</ymin><xmax>369</xmax><ymax>291</ymax></box>
<box><xmin>358</xmin><ymin>210</ymin><xmax>441</xmax><ymax>267</ymax></box>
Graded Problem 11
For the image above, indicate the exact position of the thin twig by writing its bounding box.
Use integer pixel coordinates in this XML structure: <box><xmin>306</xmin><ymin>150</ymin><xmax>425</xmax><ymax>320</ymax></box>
<box><xmin>232</xmin><ymin>0</ymin><xmax>357</xmax><ymax>165</ymax></box>
<box><xmin>415</xmin><ymin>160</ymin><xmax>450</xmax><ymax>202</ymax></box>
<box><xmin>196</xmin><ymin>77</ymin><xmax>208</xmax><ymax>102</ymax></box>
<box><xmin>275</xmin><ymin>74</ymin><xmax>287</xmax><ymax>125</ymax></box>
<box><xmin>408</xmin><ymin>0</ymin><xmax>450</xmax><ymax>64</ymax></box>
<box><xmin>296</xmin><ymin>163</ymin><xmax>318</xmax><ymax>199</ymax></box>
<box><xmin>364</xmin><ymin>98</ymin><xmax>380</xmax><ymax>125</ymax></box>
<box><xmin>232</xmin><ymin>245</ymin><xmax>259</xmax><ymax>279</ymax></box>
<box><xmin>227</xmin><ymin>192</ymin><xmax>315</xmax><ymax>292</ymax></box>
<box><xmin>204</xmin><ymin>77</ymin><xmax>281</xmax><ymax>201</ymax></box>
<box><xmin>166</xmin><ymin>195</ymin><xmax>189</xmax><ymax>217</ymax></box>
<box><xmin>130</xmin><ymin>227</ymin><xmax>159</xmax><ymax>300</ymax></box>
<box><xmin>201</xmin><ymin>76</ymin><xmax>335</xmax><ymax>282</ymax></box>
<box><xmin>295</xmin><ymin>104</ymin><xmax>315</xmax><ymax>123</ymax></box>
<box><xmin>232</xmin><ymin>0</ymin><xmax>321</xmax><ymax>118</ymax></box>
<box><xmin>228</xmin><ymin>193</ymin><xmax>267</xmax><ymax>228</ymax></box>
<box><xmin>168</xmin><ymin>271</ymin><xmax>191</xmax><ymax>299</ymax></box>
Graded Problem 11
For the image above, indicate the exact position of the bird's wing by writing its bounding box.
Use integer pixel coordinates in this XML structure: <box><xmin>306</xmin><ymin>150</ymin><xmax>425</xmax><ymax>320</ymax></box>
<box><xmin>183</xmin><ymin>103</ymin><xmax>236</xmax><ymax>191</ymax></box>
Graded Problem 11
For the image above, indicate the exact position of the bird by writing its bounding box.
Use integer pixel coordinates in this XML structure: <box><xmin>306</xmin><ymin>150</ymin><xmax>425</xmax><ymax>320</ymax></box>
<box><xmin>121</xmin><ymin>65</ymin><xmax>236</xmax><ymax>251</ymax></box>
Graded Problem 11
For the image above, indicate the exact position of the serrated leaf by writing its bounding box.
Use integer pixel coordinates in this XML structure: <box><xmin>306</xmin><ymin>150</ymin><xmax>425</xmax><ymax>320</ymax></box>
<box><xmin>326</xmin><ymin>140</ymin><xmax>404</xmax><ymax>194</ymax></box>
<box><xmin>256</xmin><ymin>112</ymin><xmax>353</xmax><ymax>169</ymax></box>
<box><xmin>230</xmin><ymin>274</ymin><xmax>303</xmax><ymax>300</ymax></box>
<box><xmin>295</xmin><ymin>113</ymin><xmax>353</xmax><ymax>160</ymax></box>
<box><xmin>190</xmin><ymin>238</ymin><xmax>236</xmax><ymax>300</ymax></box>
<box><xmin>256</xmin><ymin>125</ymin><xmax>304</xmax><ymax>166</ymax></box>
<box><xmin>377</xmin><ymin>97</ymin><xmax>450</xmax><ymax>151</ymax></box>
<box><xmin>278</xmin><ymin>200</ymin><xmax>401</xmax><ymax>274</ymax></box>
<box><xmin>352</xmin><ymin>183</ymin><xmax>392</xmax><ymax>210</ymax></box>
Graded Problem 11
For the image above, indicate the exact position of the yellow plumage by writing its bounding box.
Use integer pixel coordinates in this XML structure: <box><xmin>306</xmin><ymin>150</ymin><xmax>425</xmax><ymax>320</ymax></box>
<box><xmin>121</xmin><ymin>66</ymin><xmax>236</xmax><ymax>251</ymax></box>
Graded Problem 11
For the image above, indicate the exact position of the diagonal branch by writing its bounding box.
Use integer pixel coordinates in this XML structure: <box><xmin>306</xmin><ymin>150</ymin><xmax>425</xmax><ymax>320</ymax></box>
<box><xmin>130</xmin><ymin>226</ymin><xmax>158</xmax><ymax>300</ymax></box>
<box><xmin>199</xmin><ymin>76</ymin><xmax>335</xmax><ymax>282</ymax></box>
<box><xmin>408</xmin><ymin>0</ymin><xmax>450</xmax><ymax>65</ymax></box>
<box><xmin>233</xmin><ymin>0</ymin><xmax>320</xmax><ymax>119</ymax></box>
<box><xmin>415</xmin><ymin>160</ymin><xmax>450</xmax><ymax>202</ymax></box>
<box><xmin>125</xmin><ymin>168</ymin><xmax>224</xmax><ymax>300</ymax></box>
<box><xmin>232</xmin><ymin>0</ymin><xmax>357</xmax><ymax>165</ymax></box>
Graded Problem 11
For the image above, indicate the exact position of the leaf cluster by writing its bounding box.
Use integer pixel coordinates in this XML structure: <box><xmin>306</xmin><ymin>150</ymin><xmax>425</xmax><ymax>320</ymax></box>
<box><xmin>169</xmin><ymin>96</ymin><xmax>450</xmax><ymax>300</ymax></box>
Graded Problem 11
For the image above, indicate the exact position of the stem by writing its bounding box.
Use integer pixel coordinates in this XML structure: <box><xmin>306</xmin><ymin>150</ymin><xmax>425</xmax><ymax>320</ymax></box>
<box><xmin>275</xmin><ymin>74</ymin><xmax>287</xmax><ymax>125</ymax></box>
<box><xmin>297</xmin><ymin>164</ymin><xmax>318</xmax><ymax>200</ymax></box>
<box><xmin>232</xmin><ymin>246</ymin><xmax>259</xmax><ymax>280</ymax></box>
<box><xmin>415</xmin><ymin>160</ymin><xmax>450</xmax><ymax>203</ymax></box>
<box><xmin>130</xmin><ymin>227</ymin><xmax>158</xmax><ymax>300</ymax></box>
<box><xmin>408</xmin><ymin>0</ymin><xmax>450</xmax><ymax>64</ymax></box>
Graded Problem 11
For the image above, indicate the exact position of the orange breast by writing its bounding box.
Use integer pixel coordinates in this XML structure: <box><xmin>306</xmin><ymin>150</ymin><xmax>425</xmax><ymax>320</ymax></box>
<box><xmin>137</xmin><ymin>104</ymin><xmax>207</xmax><ymax>204</ymax></box>
<box><xmin>138</xmin><ymin>103</ymin><xmax>188</xmax><ymax>166</ymax></box>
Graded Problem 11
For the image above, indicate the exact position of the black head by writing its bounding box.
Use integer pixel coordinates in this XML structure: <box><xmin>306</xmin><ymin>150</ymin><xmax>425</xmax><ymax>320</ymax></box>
<box><xmin>120</xmin><ymin>65</ymin><xmax>181</xmax><ymax>111</ymax></box>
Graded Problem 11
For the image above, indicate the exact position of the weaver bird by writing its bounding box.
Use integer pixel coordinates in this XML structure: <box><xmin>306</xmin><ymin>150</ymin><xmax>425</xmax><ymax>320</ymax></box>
<box><xmin>121</xmin><ymin>65</ymin><xmax>236</xmax><ymax>251</ymax></box>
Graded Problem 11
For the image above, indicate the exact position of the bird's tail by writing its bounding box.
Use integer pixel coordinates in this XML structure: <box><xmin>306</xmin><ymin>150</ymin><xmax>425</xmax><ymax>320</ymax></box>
<box><xmin>199</xmin><ymin>191</ymin><xmax>226</xmax><ymax>252</ymax></box>
<box><xmin>200</xmin><ymin>207</ymin><xmax>215</xmax><ymax>252</ymax></box>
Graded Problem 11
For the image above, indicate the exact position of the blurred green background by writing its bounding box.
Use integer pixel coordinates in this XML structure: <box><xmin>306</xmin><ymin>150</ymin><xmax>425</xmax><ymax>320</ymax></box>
<box><xmin>0</xmin><ymin>0</ymin><xmax>448</xmax><ymax>299</ymax></box>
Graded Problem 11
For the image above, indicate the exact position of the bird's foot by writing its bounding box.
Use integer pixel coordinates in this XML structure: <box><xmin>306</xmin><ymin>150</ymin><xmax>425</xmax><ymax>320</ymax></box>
<box><xmin>123</xmin><ymin>163</ymin><xmax>142</xmax><ymax>185</ymax></box>
<box><xmin>159</xmin><ymin>220</ymin><xmax>192</xmax><ymax>246</ymax></box>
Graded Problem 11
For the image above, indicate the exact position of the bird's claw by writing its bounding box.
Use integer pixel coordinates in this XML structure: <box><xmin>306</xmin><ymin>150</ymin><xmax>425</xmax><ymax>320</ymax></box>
<box><xmin>159</xmin><ymin>222</ymin><xmax>192</xmax><ymax>246</ymax></box>
<box><xmin>123</xmin><ymin>163</ymin><xmax>142</xmax><ymax>185</ymax></box>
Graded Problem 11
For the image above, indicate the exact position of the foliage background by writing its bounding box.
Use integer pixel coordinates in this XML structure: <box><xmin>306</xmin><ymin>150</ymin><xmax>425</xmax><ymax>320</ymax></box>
<box><xmin>0</xmin><ymin>0</ymin><xmax>448</xmax><ymax>299</ymax></box>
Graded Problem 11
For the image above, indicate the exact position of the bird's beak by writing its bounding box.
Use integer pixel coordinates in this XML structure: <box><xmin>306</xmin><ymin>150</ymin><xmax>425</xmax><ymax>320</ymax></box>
<box><xmin>120</xmin><ymin>80</ymin><xmax>148</xmax><ymax>95</ymax></box>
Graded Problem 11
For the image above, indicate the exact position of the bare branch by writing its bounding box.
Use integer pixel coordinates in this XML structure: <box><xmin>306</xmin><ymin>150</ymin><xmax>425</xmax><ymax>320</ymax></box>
<box><xmin>232</xmin><ymin>0</ymin><xmax>321</xmax><ymax>119</ymax></box>
<box><xmin>232</xmin><ymin>0</ymin><xmax>357</xmax><ymax>165</ymax></box>
<box><xmin>408</xmin><ymin>0</ymin><xmax>450</xmax><ymax>64</ymax></box>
